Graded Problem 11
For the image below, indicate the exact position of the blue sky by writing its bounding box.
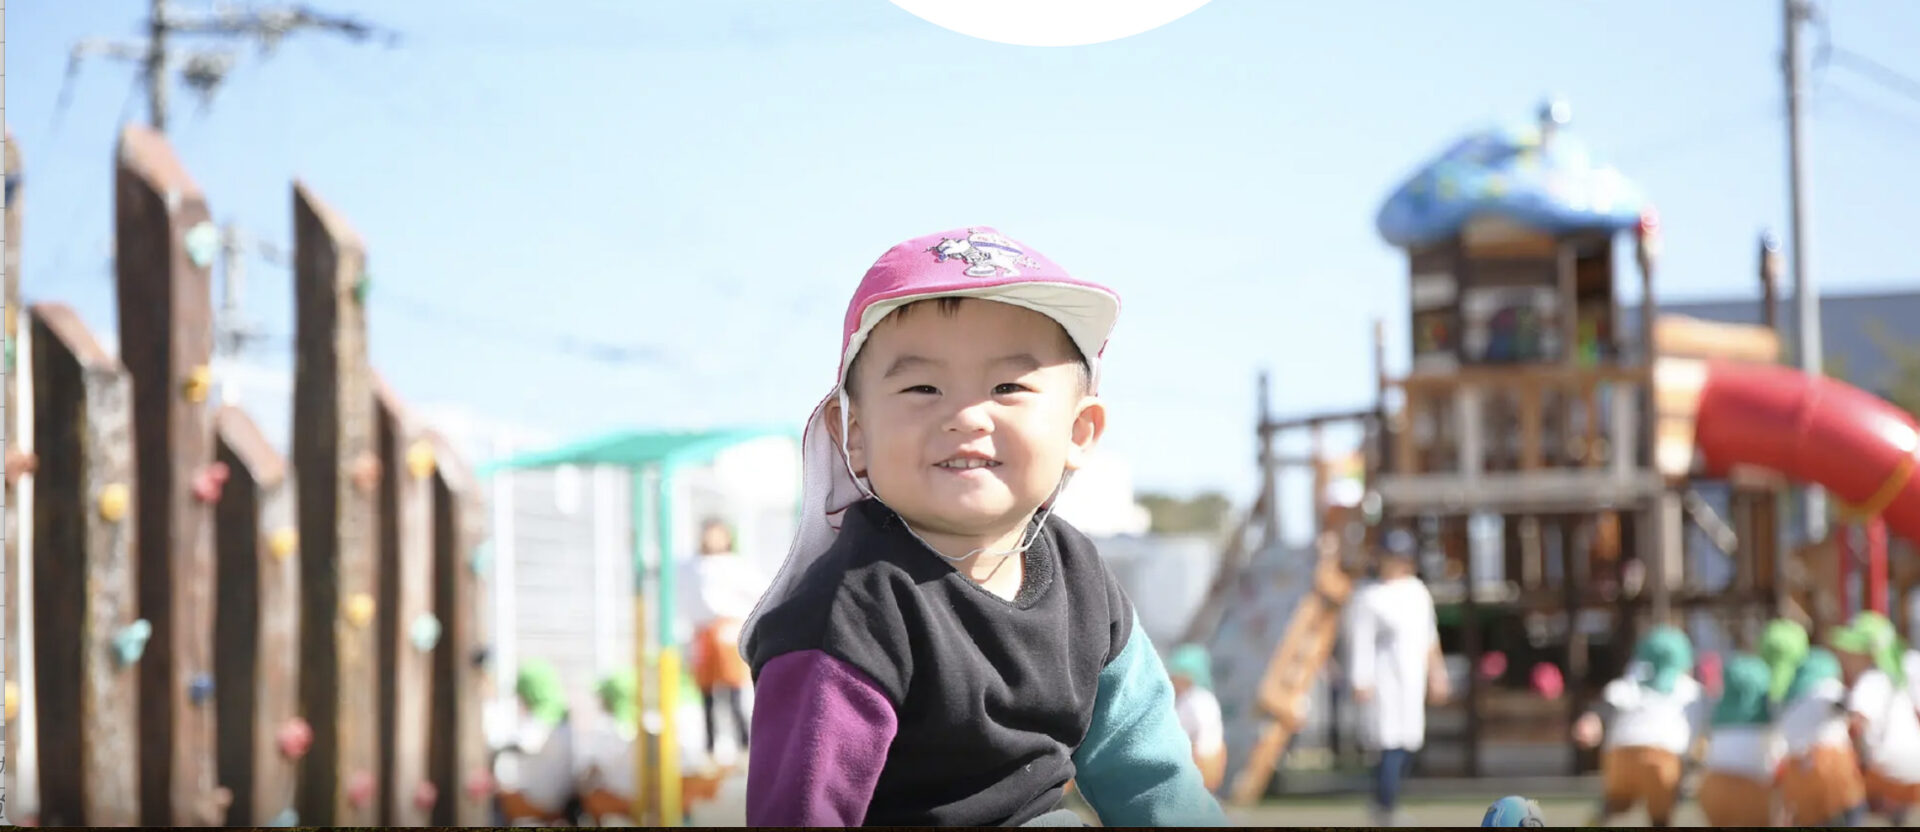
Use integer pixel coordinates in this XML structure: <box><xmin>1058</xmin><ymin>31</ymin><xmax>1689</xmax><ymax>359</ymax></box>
<box><xmin>12</xmin><ymin>1</ymin><xmax>1920</xmax><ymax>523</ymax></box>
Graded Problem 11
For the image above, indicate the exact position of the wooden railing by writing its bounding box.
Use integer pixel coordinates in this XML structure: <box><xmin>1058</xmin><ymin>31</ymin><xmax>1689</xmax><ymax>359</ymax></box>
<box><xmin>1389</xmin><ymin>364</ymin><xmax>1653</xmax><ymax>479</ymax></box>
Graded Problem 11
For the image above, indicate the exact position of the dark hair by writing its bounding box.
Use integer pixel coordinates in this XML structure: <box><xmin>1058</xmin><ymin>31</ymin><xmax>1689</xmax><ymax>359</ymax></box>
<box><xmin>842</xmin><ymin>297</ymin><xmax>1091</xmax><ymax>399</ymax></box>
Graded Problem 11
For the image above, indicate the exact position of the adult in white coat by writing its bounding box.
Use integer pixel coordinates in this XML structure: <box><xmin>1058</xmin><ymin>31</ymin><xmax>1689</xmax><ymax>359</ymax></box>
<box><xmin>1345</xmin><ymin>540</ymin><xmax>1448</xmax><ymax>827</ymax></box>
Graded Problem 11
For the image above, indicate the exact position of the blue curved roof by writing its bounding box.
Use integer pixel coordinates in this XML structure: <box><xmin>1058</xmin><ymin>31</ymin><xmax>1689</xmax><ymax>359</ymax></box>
<box><xmin>1375</xmin><ymin>102</ymin><xmax>1650</xmax><ymax>249</ymax></box>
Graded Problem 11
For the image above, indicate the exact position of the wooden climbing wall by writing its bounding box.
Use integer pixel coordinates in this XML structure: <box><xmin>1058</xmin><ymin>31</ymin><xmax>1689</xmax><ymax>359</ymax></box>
<box><xmin>28</xmin><ymin>304</ymin><xmax>141</xmax><ymax>825</ymax></box>
<box><xmin>211</xmin><ymin>406</ymin><xmax>301</xmax><ymax>826</ymax></box>
<box><xmin>113</xmin><ymin>124</ymin><xmax>225</xmax><ymax>828</ymax></box>
<box><xmin>3</xmin><ymin>123</ymin><xmax>496</xmax><ymax>828</ymax></box>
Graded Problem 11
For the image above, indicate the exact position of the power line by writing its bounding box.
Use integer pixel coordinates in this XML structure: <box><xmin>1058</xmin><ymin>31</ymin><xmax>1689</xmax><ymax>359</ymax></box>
<box><xmin>1820</xmin><ymin>46</ymin><xmax>1920</xmax><ymax>109</ymax></box>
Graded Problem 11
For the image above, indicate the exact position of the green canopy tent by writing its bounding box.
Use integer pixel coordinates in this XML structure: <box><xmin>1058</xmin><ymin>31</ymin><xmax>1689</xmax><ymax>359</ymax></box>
<box><xmin>479</xmin><ymin>424</ymin><xmax>798</xmax><ymax>825</ymax></box>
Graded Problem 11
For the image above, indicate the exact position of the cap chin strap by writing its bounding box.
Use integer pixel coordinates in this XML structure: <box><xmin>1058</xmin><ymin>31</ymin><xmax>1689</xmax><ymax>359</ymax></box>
<box><xmin>836</xmin><ymin>387</ymin><xmax>1073</xmax><ymax>564</ymax></box>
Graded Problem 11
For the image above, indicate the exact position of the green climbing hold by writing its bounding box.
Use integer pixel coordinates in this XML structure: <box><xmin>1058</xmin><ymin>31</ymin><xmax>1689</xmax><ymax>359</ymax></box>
<box><xmin>470</xmin><ymin>544</ymin><xmax>491</xmax><ymax>576</ymax></box>
<box><xmin>352</xmin><ymin>272</ymin><xmax>371</xmax><ymax>305</ymax></box>
<box><xmin>184</xmin><ymin>221</ymin><xmax>221</xmax><ymax>270</ymax></box>
<box><xmin>410</xmin><ymin>612</ymin><xmax>443</xmax><ymax>653</ymax></box>
<box><xmin>113</xmin><ymin>619</ymin><xmax>153</xmax><ymax>667</ymax></box>
<box><xmin>4</xmin><ymin>335</ymin><xmax>14</xmax><ymax>374</ymax></box>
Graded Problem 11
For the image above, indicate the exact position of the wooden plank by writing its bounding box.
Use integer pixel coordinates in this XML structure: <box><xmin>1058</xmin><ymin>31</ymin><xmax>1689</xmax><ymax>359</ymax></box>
<box><xmin>375</xmin><ymin>377</ymin><xmax>437</xmax><ymax>826</ymax></box>
<box><xmin>291</xmin><ymin>180</ymin><xmax>381</xmax><ymax>828</ymax></box>
<box><xmin>111</xmin><ymin>125</ymin><xmax>224</xmax><ymax>827</ymax></box>
<box><xmin>211</xmin><ymin>406</ymin><xmax>301</xmax><ymax>825</ymax></box>
<box><xmin>4</xmin><ymin>128</ymin><xmax>26</xmax><ymax>825</ymax></box>
<box><xmin>28</xmin><ymin>303</ymin><xmax>141</xmax><ymax>825</ymax></box>
<box><xmin>424</xmin><ymin>429</ymin><xmax>494</xmax><ymax>826</ymax></box>
<box><xmin>1518</xmin><ymin>388</ymin><xmax>1543</xmax><ymax>470</ymax></box>
<box><xmin>1227</xmin><ymin>547</ymin><xmax>1353</xmax><ymax>806</ymax></box>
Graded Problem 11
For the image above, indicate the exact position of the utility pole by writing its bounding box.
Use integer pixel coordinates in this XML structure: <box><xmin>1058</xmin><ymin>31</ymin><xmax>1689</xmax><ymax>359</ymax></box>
<box><xmin>60</xmin><ymin>1</ymin><xmax>396</xmax><ymax>402</ymax></box>
<box><xmin>1784</xmin><ymin>0</ymin><xmax>1827</xmax><ymax>542</ymax></box>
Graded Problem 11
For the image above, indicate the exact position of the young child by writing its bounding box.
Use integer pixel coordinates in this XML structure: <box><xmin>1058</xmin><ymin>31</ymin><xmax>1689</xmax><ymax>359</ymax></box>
<box><xmin>1830</xmin><ymin>611</ymin><xmax>1920</xmax><ymax>825</ymax></box>
<box><xmin>684</xmin><ymin>518</ymin><xmax>763</xmax><ymax>765</ymax></box>
<box><xmin>736</xmin><ymin>226</ymin><xmax>1226</xmax><ymax>827</ymax></box>
<box><xmin>1776</xmin><ymin>647</ymin><xmax>1867</xmax><ymax>826</ymax></box>
<box><xmin>1695</xmin><ymin>653</ymin><xmax>1785</xmax><ymax>827</ymax></box>
<box><xmin>1570</xmin><ymin>626</ymin><xmax>1706</xmax><ymax>828</ymax></box>
<box><xmin>1345</xmin><ymin>544</ymin><xmax>1448</xmax><ymax>828</ymax></box>
<box><xmin>1166</xmin><ymin>644</ymin><xmax>1227</xmax><ymax>793</ymax></box>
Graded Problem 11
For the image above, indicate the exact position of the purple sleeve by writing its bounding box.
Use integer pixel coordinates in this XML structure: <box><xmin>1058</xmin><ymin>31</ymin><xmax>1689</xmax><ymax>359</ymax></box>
<box><xmin>746</xmin><ymin>649</ymin><xmax>899</xmax><ymax>827</ymax></box>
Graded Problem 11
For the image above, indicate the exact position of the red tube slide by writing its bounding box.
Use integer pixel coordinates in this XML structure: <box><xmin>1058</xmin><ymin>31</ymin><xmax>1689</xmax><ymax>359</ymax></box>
<box><xmin>1692</xmin><ymin>359</ymin><xmax>1920</xmax><ymax>544</ymax></box>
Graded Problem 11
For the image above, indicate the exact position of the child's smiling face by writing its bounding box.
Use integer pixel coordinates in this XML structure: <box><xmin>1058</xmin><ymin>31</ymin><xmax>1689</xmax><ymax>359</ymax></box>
<box><xmin>833</xmin><ymin>297</ymin><xmax>1104</xmax><ymax>550</ymax></box>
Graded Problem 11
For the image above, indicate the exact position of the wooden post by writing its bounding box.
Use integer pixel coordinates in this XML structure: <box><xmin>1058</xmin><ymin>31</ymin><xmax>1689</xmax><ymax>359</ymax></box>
<box><xmin>211</xmin><ymin>406</ymin><xmax>301</xmax><ymax>826</ymax></box>
<box><xmin>375</xmin><ymin>378</ymin><xmax>437</xmax><ymax>826</ymax></box>
<box><xmin>291</xmin><ymin>180</ymin><xmax>380</xmax><ymax>827</ymax></box>
<box><xmin>1458</xmin><ymin>515</ymin><xmax>1482</xmax><ymax>779</ymax></box>
<box><xmin>425</xmin><ymin>430</ymin><xmax>493</xmax><ymax>827</ymax></box>
<box><xmin>111</xmin><ymin>125</ymin><xmax>223</xmax><ymax>827</ymax></box>
<box><xmin>4</xmin><ymin>129</ymin><xmax>27</xmax><ymax>825</ymax></box>
<box><xmin>28</xmin><ymin>303</ymin><xmax>141</xmax><ymax>826</ymax></box>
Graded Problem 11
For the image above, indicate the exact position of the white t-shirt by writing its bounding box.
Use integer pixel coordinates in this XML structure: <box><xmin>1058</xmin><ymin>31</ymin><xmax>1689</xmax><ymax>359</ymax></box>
<box><xmin>1346</xmin><ymin>576</ymin><xmax>1439</xmax><ymax>751</ymax></box>
<box><xmin>1701</xmin><ymin>724</ymin><xmax>1786</xmax><ymax>782</ymax></box>
<box><xmin>683</xmin><ymin>554</ymin><xmax>770</xmax><ymax>629</ymax></box>
<box><xmin>1777</xmin><ymin>678</ymin><xmax>1852</xmax><ymax>756</ymax></box>
<box><xmin>1847</xmin><ymin>669</ymin><xmax>1920</xmax><ymax>783</ymax></box>
<box><xmin>1600</xmin><ymin>674</ymin><xmax>1706</xmax><ymax>755</ymax></box>
<box><xmin>1176</xmin><ymin>686</ymin><xmax>1225</xmax><ymax>756</ymax></box>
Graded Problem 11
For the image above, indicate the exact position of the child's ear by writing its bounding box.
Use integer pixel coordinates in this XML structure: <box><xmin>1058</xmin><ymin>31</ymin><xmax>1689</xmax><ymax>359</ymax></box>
<box><xmin>1065</xmin><ymin>396</ymin><xmax>1107</xmax><ymax>471</ymax></box>
<box><xmin>825</xmin><ymin>392</ymin><xmax>868</xmax><ymax>475</ymax></box>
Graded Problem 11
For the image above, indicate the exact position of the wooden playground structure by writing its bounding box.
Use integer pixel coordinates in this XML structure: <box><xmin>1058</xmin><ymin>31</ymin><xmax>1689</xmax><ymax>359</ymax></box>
<box><xmin>1191</xmin><ymin>101</ymin><xmax>1920</xmax><ymax>801</ymax></box>
<box><xmin>3</xmin><ymin>126</ymin><xmax>493</xmax><ymax>827</ymax></box>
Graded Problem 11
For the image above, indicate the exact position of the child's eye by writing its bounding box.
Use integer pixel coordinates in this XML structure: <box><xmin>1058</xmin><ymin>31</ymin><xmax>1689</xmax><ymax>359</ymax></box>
<box><xmin>900</xmin><ymin>385</ymin><xmax>939</xmax><ymax>395</ymax></box>
<box><xmin>994</xmin><ymin>383</ymin><xmax>1032</xmax><ymax>395</ymax></box>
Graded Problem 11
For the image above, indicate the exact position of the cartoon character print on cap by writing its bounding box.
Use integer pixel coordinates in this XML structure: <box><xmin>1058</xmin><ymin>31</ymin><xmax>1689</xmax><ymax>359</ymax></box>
<box><xmin>927</xmin><ymin>229</ymin><xmax>1042</xmax><ymax>279</ymax></box>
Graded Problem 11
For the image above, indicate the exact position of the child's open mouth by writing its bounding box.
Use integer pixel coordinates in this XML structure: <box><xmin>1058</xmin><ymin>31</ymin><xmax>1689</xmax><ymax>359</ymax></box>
<box><xmin>935</xmin><ymin>455</ymin><xmax>1001</xmax><ymax>473</ymax></box>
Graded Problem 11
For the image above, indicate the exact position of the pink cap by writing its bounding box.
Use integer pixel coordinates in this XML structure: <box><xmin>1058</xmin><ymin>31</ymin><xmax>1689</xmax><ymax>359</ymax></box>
<box><xmin>834</xmin><ymin>226</ymin><xmax>1121</xmax><ymax>390</ymax></box>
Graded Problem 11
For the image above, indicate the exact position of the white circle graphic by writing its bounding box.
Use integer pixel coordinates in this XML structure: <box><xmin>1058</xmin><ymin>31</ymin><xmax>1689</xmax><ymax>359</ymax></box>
<box><xmin>887</xmin><ymin>0</ymin><xmax>1214</xmax><ymax>47</ymax></box>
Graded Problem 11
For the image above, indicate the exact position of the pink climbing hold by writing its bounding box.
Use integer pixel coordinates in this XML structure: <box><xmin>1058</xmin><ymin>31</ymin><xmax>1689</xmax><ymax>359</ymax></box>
<box><xmin>192</xmin><ymin>462</ymin><xmax>231</xmax><ymax>504</ymax></box>
<box><xmin>347</xmin><ymin>771</ymin><xmax>377</xmax><ymax>809</ymax></box>
<box><xmin>1531</xmin><ymin>663</ymin><xmax>1565</xmax><ymax>700</ymax></box>
<box><xmin>465</xmin><ymin>767</ymin><xmax>496</xmax><ymax>801</ymax></box>
<box><xmin>413</xmin><ymin>780</ymin><xmax>439</xmax><ymax>812</ymax></box>
<box><xmin>277</xmin><ymin>717</ymin><xmax>313</xmax><ymax>760</ymax></box>
<box><xmin>1480</xmin><ymin>651</ymin><xmax>1508</xmax><ymax>680</ymax></box>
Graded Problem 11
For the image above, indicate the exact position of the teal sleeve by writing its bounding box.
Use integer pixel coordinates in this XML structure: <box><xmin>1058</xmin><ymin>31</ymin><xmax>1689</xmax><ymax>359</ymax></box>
<box><xmin>1070</xmin><ymin>616</ymin><xmax>1230</xmax><ymax>827</ymax></box>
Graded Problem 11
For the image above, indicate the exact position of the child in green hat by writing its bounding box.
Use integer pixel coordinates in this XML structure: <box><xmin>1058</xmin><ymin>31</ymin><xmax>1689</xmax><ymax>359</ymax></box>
<box><xmin>1570</xmin><ymin>625</ymin><xmax>1707</xmax><ymax>828</ymax></box>
<box><xmin>1694</xmin><ymin>654</ymin><xmax>1784</xmax><ymax>827</ymax></box>
<box><xmin>1167</xmin><ymin>644</ymin><xmax>1226</xmax><ymax>793</ymax></box>
<box><xmin>1830</xmin><ymin>611</ymin><xmax>1920</xmax><ymax>824</ymax></box>
<box><xmin>1776</xmin><ymin>648</ymin><xmax>1867</xmax><ymax>826</ymax></box>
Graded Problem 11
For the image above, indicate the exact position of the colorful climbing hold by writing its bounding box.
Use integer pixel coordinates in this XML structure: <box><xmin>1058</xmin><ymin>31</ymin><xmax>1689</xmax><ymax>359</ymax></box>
<box><xmin>471</xmin><ymin>644</ymin><xmax>491</xmax><ymax>669</ymax></box>
<box><xmin>350</xmin><ymin>451</ymin><xmax>383</xmax><ymax>494</ymax></box>
<box><xmin>276</xmin><ymin>717</ymin><xmax>314</xmax><ymax>760</ymax></box>
<box><xmin>413</xmin><ymin>779</ymin><xmax>440</xmax><ymax>812</ymax></box>
<box><xmin>184</xmin><ymin>221</ymin><xmax>221</xmax><ymax>269</ymax></box>
<box><xmin>410</xmin><ymin>613</ymin><xmax>442</xmax><ymax>653</ymax></box>
<box><xmin>346</xmin><ymin>593</ymin><xmax>376</xmax><ymax>628</ymax></box>
<box><xmin>189</xmin><ymin>673</ymin><xmax>215</xmax><ymax>705</ymax></box>
<box><xmin>191</xmin><ymin>461</ymin><xmax>231</xmax><ymax>504</ymax></box>
<box><xmin>351</xmin><ymin>272</ymin><xmax>372</xmax><ymax>305</ymax></box>
<box><xmin>113</xmin><ymin>619</ymin><xmax>153</xmax><ymax>667</ymax></box>
<box><xmin>406</xmin><ymin>440</ymin><xmax>436</xmax><ymax>480</ymax></box>
<box><xmin>269</xmin><ymin>527</ymin><xmax>298</xmax><ymax>561</ymax></box>
<box><xmin>267</xmin><ymin>808</ymin><xmax>299</xmax><ymax>828</ymax></box>
<box><xmin>464</xmin><ymin>767</ymin><xmax>496</xmax><ymax>801</ymax></box>
<box><xmin>469</xmin><ymin>544</ymin><xmax>491</xmax><ymax>576</ymax></box>
<box><xmin>188</xmin><ymin>673</ymin><xmax>216</xmax><ymax>705</ymax></box>
<box><xmin>98</xmin><ymin>482</ymin><xmax>131</xmax><ymax>523</ymax></box>
<box><xmin>5</xmin><ymin>680</ymin><xmax>18</xmax><ymax>721</ymax></box>
<box><xmin>5</xmin><ymin>447</ymin><xmax>36</xmax><ymax>487</ymax></box>
<box><xmin>346</xmin><ymin>770</ymin><xmax>377</xmax><ymax>809</ymax></box>
<box><xmin>182</xmin><ymin>364</ymin><xmax>213</xmax><ymax>404</ymax></box>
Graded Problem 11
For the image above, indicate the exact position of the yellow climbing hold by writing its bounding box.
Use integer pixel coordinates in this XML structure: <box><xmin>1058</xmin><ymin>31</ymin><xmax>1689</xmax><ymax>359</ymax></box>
<box><xmin>182</xmin><ymin>365</ymin><xmax>213</xmax><ymax>404</ymax></box>
<box><xmin>269</xmin><ymin>527</ymin><xmax>298</xmax><ymax>561</ymax></box>
<box><xmin>346</xmin><ymin>593</ymin><xmax>376</xmax><ymax>628</ymax></box>
<box><xmin>98</xmin><ymin>483</ymin><xmax>131</xmax><ymax>523</ymax></box>
<box><xmin>5</xmin><ymin>681</ymin><xmax>18</xmax><ymax>721</ymax></box>
<box><xmin>406</xmin><ymin>440</ymin><xmax>436</xmax><ymax>481</ymax></box>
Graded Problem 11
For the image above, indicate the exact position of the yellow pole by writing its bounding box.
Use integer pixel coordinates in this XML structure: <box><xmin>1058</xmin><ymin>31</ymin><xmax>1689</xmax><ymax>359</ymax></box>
<box><xmin>631</xmin><ymin>467</ymin><xmax>654</xmax><ymax>824</ymax></box>
<box><xmin>654</xmin><ymin>464</ymin><xmax>683</xmax><ymax>825</ymax></box>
